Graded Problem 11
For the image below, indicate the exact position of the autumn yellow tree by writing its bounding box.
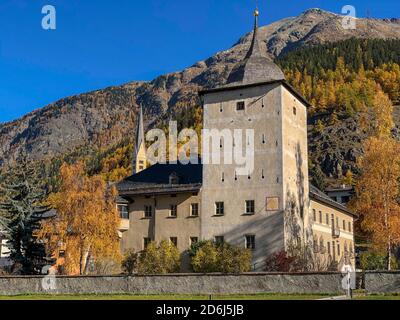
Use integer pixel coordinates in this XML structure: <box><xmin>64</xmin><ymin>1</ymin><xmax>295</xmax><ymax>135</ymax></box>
<box><xmin>351</xmin><ymin>137</ymin><xmax>400</xmax><ymax>270</ymax></box>
<box><xmin>351</xmin><ymin>92</ymin><xmax>400</xmax><ymax>270</ymax></box>
<box><xmin>38</xmin><ymin>162</ymin><xmax>121</xmax><ymax>275</ymax></box>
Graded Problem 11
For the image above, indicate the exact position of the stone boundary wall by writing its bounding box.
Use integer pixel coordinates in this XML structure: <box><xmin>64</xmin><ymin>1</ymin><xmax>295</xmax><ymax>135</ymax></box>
<box><xmin>364</xmin><ymin>271</ymin><xmax>400</xmax><ymax>293</ymax></box>
<box><xmin>0</xmin><ymin>272</ymin><xmax>344</xmax><ymax>295</ymax></box>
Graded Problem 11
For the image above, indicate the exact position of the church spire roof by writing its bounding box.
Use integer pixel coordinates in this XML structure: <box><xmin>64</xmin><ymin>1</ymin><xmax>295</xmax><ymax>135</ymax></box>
<box><xmin>225</xmin><ymin>9</ymin><xmax>285</xmax><ymax>86</ymax></box>
<box><xmin>132</xmin><ymin>105</ymin><xmax>147</xmax><ymax>175</ymax></box>
<box><xmin>245</xmin><ymin>9</ymin><xmax>262</xmax><ymax>59</ymax></box>
<box><xmin>135</xmin><ymin>105</ymin><xmax>145</xmax><ymax>153</ymax></box>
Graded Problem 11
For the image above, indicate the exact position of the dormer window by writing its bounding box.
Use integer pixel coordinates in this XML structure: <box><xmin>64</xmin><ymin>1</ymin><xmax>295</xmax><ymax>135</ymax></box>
<box><xmin>236</xmin><ymin>101</ymin><xmax>245</xmax><ymax>111</ymax></box>
<box><xmin>169</xmin><ymin>172</ymin><xmax>179</xmax><ymax>185</ymax></box>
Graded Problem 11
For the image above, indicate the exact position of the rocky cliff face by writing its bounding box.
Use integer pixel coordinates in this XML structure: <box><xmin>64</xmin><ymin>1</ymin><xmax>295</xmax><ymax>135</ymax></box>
<box><xmin>1</xmin><ymin>8</ymin><xmax>400</xmax><ymax>169</ymax></box>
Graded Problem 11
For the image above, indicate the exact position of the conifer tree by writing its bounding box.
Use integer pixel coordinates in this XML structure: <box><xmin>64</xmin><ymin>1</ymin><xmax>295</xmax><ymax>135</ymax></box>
<box><xmin>0</xmin><ymin>156</ymin><xmax>48</xmax><ymax>274</ymax></box>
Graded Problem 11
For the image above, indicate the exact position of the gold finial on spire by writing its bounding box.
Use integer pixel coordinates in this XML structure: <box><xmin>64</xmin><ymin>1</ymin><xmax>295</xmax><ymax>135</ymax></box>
<box><xmin>254</xmin><ymin>0</ymin><xmax>259</xmax><ymax>16</ymax></box>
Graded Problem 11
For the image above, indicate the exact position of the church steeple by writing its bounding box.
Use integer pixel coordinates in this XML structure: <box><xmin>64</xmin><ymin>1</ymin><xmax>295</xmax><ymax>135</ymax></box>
<box><xmin>225</xmin><ymin>8</ymin><xmax>285</xmax><ymax>86</ymax></box>
<box><xmin>133</xmin><ymin>106</ymin><xmax>147</xmax><ymax>174</ymax></box>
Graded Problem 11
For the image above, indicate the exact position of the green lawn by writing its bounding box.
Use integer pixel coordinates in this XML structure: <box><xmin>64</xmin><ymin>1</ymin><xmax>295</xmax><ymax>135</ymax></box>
<box><xmin>0</xmin><ymin>293</ymin><xmax>330</xmax><ymax>300</ymax></box>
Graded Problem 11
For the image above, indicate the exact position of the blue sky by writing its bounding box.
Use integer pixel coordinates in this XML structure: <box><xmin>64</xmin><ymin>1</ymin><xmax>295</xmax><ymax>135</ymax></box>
<box><xmin>0</xmin><ymin>0</ymin><xmax>398</xmax><ymax>123</ymax></box>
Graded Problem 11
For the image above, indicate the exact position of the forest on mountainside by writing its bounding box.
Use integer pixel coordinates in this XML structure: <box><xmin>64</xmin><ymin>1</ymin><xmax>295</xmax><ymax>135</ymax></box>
<box><xmin>276</xmin><ymin>38</ymin><xmax>400</xmax><ymax>188</ymax></box>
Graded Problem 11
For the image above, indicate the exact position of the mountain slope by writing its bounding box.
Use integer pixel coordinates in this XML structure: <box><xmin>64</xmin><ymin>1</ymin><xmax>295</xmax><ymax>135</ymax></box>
<box><xmin>1</xmin><ymin>8</ymin><xmax>400</xmax><ymax>167</ymax></box>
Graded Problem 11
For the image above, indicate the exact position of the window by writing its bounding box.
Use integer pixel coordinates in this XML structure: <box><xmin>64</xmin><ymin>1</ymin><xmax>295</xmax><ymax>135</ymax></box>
<box><xmin>143</xmin><ymin>237</ymin><xmax>151</xmax><ymax>249</ymax></box>
<box><xmin>313</xmin><ymin>236</ymin><xmax>318</xmax><ymax>252</ymax></box>
<box><xmin>139</xmin><ymin>166</ymin><xmax>144</xmax><ymax>170</ymax></box>
<box><xmin>326</xmin><ymin>213</ymin><xmax>329</xmax><ymax>225</ymax></box>
<box><xmin>342</xmin><ymin>196</ymin><xmax>350</xmax><ymax>203</ymax></box>
<box><xmin>170</xmin><ymin>237</ymin><xmax>178</xmax><ymax>247</ymax></box>
<box><xmin>169</xmin><ymin>172</ymin><xmax>179</xmax><ymax>184</ymax></box>
<box><xmin>214</xmin><ymin>236</ymin><xmax>224</xmax><ymax>245</ymax></box>
<box><xmin>293</xmin><ymin>107</ymin><xmax>297</xmax><ymax>115</ymax></box>
<box><xmin>139</xmin><ymin>160</ymin><xmax>144</xmax><ymax>164</ymax></box>
<box><xmin>144</xmin><ymin>205</ymin><xmax>153</xmax><ymax>218</ymax></box>
<box><xmin>348</xmin><ymin>221</ymin><xmax>352</xmax><ymax>233</ymax></box>
<box><xmin>313</xmin><ymin>209</ymin><xmax>316</xmax><ymax>222</ymax></box>
<box><xmin>190</xmin><ymin>237</ymin><xmax>198</xmax><ymax>246</ymax></box>
<box><xmin>215</xmin><ymin>202</ymin><xmax>224</xmax><ymax>216</ymax></box>
<box><xmin>319</xmin><ymin>211</ymin><xmax>322</xmax><ymax>223</ymax></box>
<box><xmin>190</xmin><ymin>203</ymin><xmax>199</xmax><ymax>217</ymax></box>
<box><xmin>245</xmin><ymin>235</ymin><xmax>256</xmax><ymax>250</ymax></box>
<box><xmin>169</xmin><ymin>205</ymin><xmax>177</xmax><ymax>218</ymax></box>
<box><xmin>245</xmin><ymin>200</ymin><xmax>255</xmax><ymax>215</ymax></box>
<box><xmin>343</xmin><ymin>220</ymin><xmax>346</xmax><ymax>231</ymax></box>
<box><xmin>337</xmin><ymin>243</ymin><xmax>341</xmax><ymax>256</ymax></box>
<box><xmin>117</xmin><ymin>204</ymin><xmax>129</xmax><ymax>220</ymax></box>
<box><xmin>327</xmin><ymin>242</ymin><xmax>331</xmax><ymax>255</ymax></box>
<box><xmin>236</xmin><ymin>101</ymin><xmax>245</xmax><ymax>111</ymax></box>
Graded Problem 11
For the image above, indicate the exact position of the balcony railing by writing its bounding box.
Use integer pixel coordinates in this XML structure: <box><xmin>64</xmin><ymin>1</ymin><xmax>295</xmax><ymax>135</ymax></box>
<box><xmin>332</xmin><ymin>227</ymin><xmax>340</xmax><ymax>238</ymax></box>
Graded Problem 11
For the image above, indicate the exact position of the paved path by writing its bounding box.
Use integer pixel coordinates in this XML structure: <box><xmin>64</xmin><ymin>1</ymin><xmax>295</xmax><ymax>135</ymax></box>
<box><xmin>318</xmin><ymin>295</ymin><xmax>349</xmax><ymax>300</ymax></box>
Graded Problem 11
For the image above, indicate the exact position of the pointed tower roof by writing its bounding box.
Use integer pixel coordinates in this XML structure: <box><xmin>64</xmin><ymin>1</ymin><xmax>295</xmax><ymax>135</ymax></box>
<box><xmin>225</xmin><ymin>10</ymin><xmax>285</xmax><ymax>86</ymax></box>
<box><xmin>135</xmin><ymin>106</ymin><xmax>145</xmax><ymax>154</ymax></box>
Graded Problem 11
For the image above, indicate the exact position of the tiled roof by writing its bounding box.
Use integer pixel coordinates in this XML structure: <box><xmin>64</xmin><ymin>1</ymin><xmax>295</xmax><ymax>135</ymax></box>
<box><xmin>325</xmin><ymin>185</ymin><xmax>354</xmax><ymax>192</ymax></box>
<box><xmin>117</xmin><ymin>162</ymin><xmax>202</xmax><ymax>196</ymax></box>
<box><xmin>310</xmin><ymin>185</ymin><xmax>356</xmax><ymax>217</ymax></box>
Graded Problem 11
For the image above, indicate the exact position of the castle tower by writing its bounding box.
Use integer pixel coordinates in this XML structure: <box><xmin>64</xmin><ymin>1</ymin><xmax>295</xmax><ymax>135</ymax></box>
<box><xmin>133</xmin><ymin>106</ymin><xmax>147</xmax><ymax>174</ymax></box>
<box><xmin>200</xmin><ymin>9</ymin><xmax>310</xmax><ymax>270</ymax></box>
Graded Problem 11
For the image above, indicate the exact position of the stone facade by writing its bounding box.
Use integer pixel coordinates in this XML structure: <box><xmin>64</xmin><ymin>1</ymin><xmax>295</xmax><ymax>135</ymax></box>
<box><xmin>201</xmin><ymin>82</ymin><xmax>310</xmax><ymax>270</ymax></box>
<box><xmin>310</xmin><ymin>199</ymin><xmax>355</xmax><ymax>269</ymax></box>
<box><xmin>120</xmin><ymin>192</ymin><xmax>201</xmax><ymax>271</ymax></box>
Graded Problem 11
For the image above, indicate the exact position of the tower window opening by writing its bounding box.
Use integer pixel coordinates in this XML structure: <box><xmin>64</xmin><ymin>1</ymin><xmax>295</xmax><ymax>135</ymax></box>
<box><xmin>236</xmin><ymin>101</ymin><xmax>245</xmax><ymax>111</ymax></box>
